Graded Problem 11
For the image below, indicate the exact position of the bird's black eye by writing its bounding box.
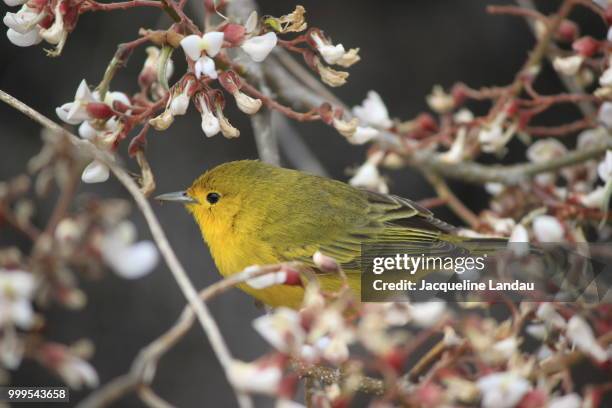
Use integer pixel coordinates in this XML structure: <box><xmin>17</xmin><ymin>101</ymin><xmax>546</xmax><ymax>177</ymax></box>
<box><xmin>206</xmin><ymin>192</ymin><xmax>221</xmax><ymax>204</ymax></box>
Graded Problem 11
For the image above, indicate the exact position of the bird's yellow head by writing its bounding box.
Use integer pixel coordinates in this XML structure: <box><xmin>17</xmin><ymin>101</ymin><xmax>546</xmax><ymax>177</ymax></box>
<box><xmin>155</xmin><ymin>160</ymin><xmax>278</xmax><ymax>249</ymax></box>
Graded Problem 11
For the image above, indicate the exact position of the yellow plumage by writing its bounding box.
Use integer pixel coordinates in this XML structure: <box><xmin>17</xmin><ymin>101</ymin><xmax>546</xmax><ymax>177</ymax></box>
<box><xmin>161</xmin><ymin>160</ymin><xmax>477</xmax><ymax>308</ymax></box>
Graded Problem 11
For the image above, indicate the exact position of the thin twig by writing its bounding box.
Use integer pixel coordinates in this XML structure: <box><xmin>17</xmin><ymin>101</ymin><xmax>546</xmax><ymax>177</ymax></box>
<box><xmin>0</xmin><ymin>89</ymin><xmax>253</xmax><ymax>408</ymax></box>
<box><xmin>515</xmin><ymin>0</ymin><xmax>597</xmax><ymax>117</ymax></box>
<box><xmin>78</xmin><ymin>264</ymin><xmax>290</xmax><ymax>407</ymax></box>
<box><xmin>424</xmin><ymin>173</ymin><xmax>480</xmax><ymax>228</ymax></box>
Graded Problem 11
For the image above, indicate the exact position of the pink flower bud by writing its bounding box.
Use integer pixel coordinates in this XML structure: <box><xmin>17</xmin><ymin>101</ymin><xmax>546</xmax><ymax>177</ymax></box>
<box><xmin>416</xmin><ymin>113</ymin><xmax>437</xmax><ymax>132</ymax></box>
<box><xmin>451</xmin><ymin>84</ymin><xmax>467</xmax><ymax>106</ymax></box>
<box><xmin>313</xmin><ymin>251</ymin><xmax>339</xmax><ymax>272</ymax></box>
<box><xmin>85</xmin><ymin>102</ymin><xmax>113</xmax><ymax>120</ymax></box>
<box><xmin>605</xmin><ymin>5</ymin><xmax>612</xmax><ymax>25</ymax></box>
<box><xmin>317</xmin><ymin>103</ymin><xmax>334</xmax><ymax>125</ymax></box>
<box><xmin>572</xmin><ymin>36</ymin><xmax>600</xmax><ymax>57</ymax></box>
<box><xmin>222</xmin><ymin>23</ymin><xmax>246</xmax><ymax>46</ymax></box>
<box><xmin>556</xmin><ymin>20</ymin><xmax>578</xmax><ymax>43</ymax></box>
<box><xmin>281</xmin><ymin>265</ymin><xmax>302</xmax><ymax>286</ymax></box>
<box><xmin>218</xmin><ymin>70</ymin><xmax>241</xmax><ymax>94</ymax></box>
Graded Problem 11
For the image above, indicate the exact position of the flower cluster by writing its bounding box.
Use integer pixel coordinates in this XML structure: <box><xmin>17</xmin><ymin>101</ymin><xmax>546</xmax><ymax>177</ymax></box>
<box><xmin>0</xmin><ymin>132</ymin><xmax>158</xmax><ymax>387</ymax></box>
<box><xmin>38</xmin><ymin>4</ymin><xmax>361</xmax><ymax>185</ymax></box>
<box><xmin>226</xmin><ymin>254</ymin><xmax>611</xmax><ymax>407</ymax></box>
<box><xmin>3</xmin><ymin>0</ymin><xmax>78</xmax><ymax>55</ymax></box>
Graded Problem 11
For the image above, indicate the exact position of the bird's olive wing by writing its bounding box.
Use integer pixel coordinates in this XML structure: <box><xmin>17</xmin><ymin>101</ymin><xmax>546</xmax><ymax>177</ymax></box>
<box><xmin>276</xmin><ymin>189</ymin><xmax>463</xmax><ymax>275</ymax></box>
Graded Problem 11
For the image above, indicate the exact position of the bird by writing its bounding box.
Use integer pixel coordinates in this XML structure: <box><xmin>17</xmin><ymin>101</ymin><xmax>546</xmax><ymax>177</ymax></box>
<box><xmin>155</xmin><ymin>160</ymin><xmax>496</xmax><ymax>309</ymax></box>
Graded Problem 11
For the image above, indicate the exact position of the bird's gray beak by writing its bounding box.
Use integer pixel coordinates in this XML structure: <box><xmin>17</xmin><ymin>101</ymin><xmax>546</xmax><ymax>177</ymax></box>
<box><xmin>155</xmin><ymin>191</ymin><xmax>198</xmax><ymax>204</ymax></box>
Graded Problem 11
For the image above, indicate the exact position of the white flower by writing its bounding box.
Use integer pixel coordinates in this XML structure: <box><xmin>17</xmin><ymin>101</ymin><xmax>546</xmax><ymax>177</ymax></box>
<box><xmin>100</xmin><ymin>221</ymin><xmax>159</xmax><ymax>279</ymax></box>
<box><xmin>3</xmin><ymin>0</ymin><xmax>28</xmax><ymax>6</ymax></box>
<box><xmin>0</xmin><ymin>269</ymin><xmax>36</xmax><ymax>329</ymax></box>
<box><xmin>198</xmin><ymin>96</ymin><xmax>220</xmax><ymax>138</ymax></box>
<box><xmin>6</xmin><ymin>27</ymin><xmax>42</xmax><ymax>47</ymax></box>
<box><xmin>598</xmin><ymin>102</ymin><xmax>612</xmax><ymax>128</ymax></box>
<box><xmin>478</xmin><ymin>123</ymin><xmax>506</xmax><ymax>153</ymax></box>
<box><xmin>103</xmin><ymin>91</ymin><xmax>130</xmax><ymax>108</ymax></box>
<box><xmin>180</xmin><ymin>31</ymin><xmax>224</xmax><ymax>61</ymax></box>
<box><xmin>553</xmin><ymin>55</ymin><xmax>583</xmax><ymax>76</ymax></box>
<box><xmin>78</xmin><ymin>121</ymin><xmax>98</xmax><ymax>140</ymax></box>
<box><xmin>580</xmin><ymin>186</ymin><xmax>606</xmax><ymax>208</ymax></box>
<box><xmin>549</xmin><ymin>393</ymin><xmax>582</xmax><ymax>408</ymax></box>
<box><xmin>3</xmin><ymin>6</ymin><xmax>44</xmax><ymax>34</ymax></box>
<box><xmin>477</xmin><ymin>372</ymin><xmax>531</xmax><ymax>408</ymax></box>
<box><xmin>170</xmin><ymin>93</ymin><xmax>190</xmax><ymax>116</ymax></box>
<box><xmin>439</xmin><ymin>128</ymin><xmax>466</xmax><ymax>163</ymax></box>
<box><xmin>426</xmin><ymin>85</ymin><xmax>454</xmax><ymax>114</ymax></box>
<box><xmin>241</xmin><ymin>32</ymin><xmax>278</xmax><ymax>62</ymax></box>
<box><xmin>485</xmin><ymin>182</ymin><xmax>504</xmax><ymax>195</ymax></box>
<box><xmin>217</xmin><ymin>109</ymin><xmax>241</xmax><ymax>139</ymax></box>
<box><xmin>479</xmin><ymin>113</ymin><xmax>517</xmax><ymax>153</ymax></box>
<box><xmin>56</xmin><ymin>80</ymin><xmax>96</xmax><ymax>125</ymax></box>
<box><xmin>244</xmin><ymin>11</ymin><xmax>258</xmax><ymax>34</ymax></box>
<box><xmin>536</xmin><ymin>303</ymin><xmax>566</xmax><ymax>329</ymax></box>
<box><xmin>492</xmin><ymin>337</ymin><xmax>518</xmax><ymax>360</ymax></box>
<box><xmin>454</xmin><ymin>108</ymin><xmax>474</xmax><ymax>123</ymax></box>
<box><xmin>319</xmin><ymin>335</ymin><xmax>350</xmax><ymax>363</ymax></box>
<box><xmin>410</xmin><ymin>300</ymin><xmax>446</xmax><ymax>327</ymax></box>
<box><xmin>352</xmin><ymin>91</ymin><xmax>392</xmax><ymax>129</ymax></box>
<box><xmin>527</xmin><ymin>139</ymin><xmax>568</xmax><ymax>163</ymax></box>
<box><xmin>228</xmin><ymin>360</ymin><xmax>281</xmax><ymax>395</ymax></box>
<box><xmin>332</xmin><ymin>117</ymin><xmax>358</xmax><ymax>138</ymax></box>
<box><xmin>597</xmin><ymin>150</ymin><xmax>612</xmax><ymax>182</ymax></box>
<box><xmin>81</xmin><ymin>161</ymin><xmax>110</xmax><ymax>184</ymax></box>
<box><xmin>50</xmin><ymin>348</ymin><xmax>99</xmax><ymax>390</ymax></box>
<box><xmin>0</xmin><ymin>327</ymin><xmax>24</xmax><ymax>369</ymax></box>
<box><xmin>349</xmin><ymin>126</ymin><xmax>379</xmax><ymax>144</ymax></box>
<box><xmin>168</xmin><ymin>82</ymin><xmax>191</xmax><ymax>116</ymax></box>
<box><xmin>509</xmin><ymin>224</ymin><xmax>529</xmax><ymax>256</ymax></box>
<box><xmin>600</xmin><ymin>66</ymin><xmax>612</xmax><ymax>87</ymax></box>
<box><xmin>532</xmin><ymin>215</ymin><xmax>564</xmax><ymax>242</ymax></box>
<box><xmin>349</xmin><ymin>152</ymin><xmax>388</xmax><ymax>193</ymax></box>
<box><xmin>566</xmin><ymin>315</ymin><xmax>609</xmax><ymax>362</ymax></box>
<box><xmin>253</xmin><ymin>308</ymin><xmax>305</xmax><ymax>352</ymax></box>
<box><xmin>233</xmin><ymin>91</ymin><xmax>262</xmax><ymax>115</ymax></box>
<box><xmin>311</xmin><ymin>32</ymin><xmax>346</xmax><ymax>65</ymax></box>
<box><xmin>526</xmin><ymin>324</ymin><xmax>547</xmax><ymax>340</ymax></box>
<box><xmin>194</xmin><ymin>55</ymin><xmax>217</xmax><ymax>79</ymax></box>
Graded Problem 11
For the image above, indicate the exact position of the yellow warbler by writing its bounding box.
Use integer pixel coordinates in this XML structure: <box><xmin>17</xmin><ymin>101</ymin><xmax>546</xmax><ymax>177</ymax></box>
<box><xmin>156</xmin><ymin>160</ymin><xmax>483</xmax><ymax>308</ymax></box>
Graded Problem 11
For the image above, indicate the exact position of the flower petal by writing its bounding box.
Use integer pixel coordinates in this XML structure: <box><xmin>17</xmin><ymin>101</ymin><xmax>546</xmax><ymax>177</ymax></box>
<box><xmin>81</xmin><ymin>161</ymin><xmax>110</xmax><ymax>184</ymax></box>
<box><xmin>201</xmin><ymin>110</ymin><xmax>220</xmax><ymax>137</ymax></box>
<box><xmin>194</xmin><ymin>56</ymin><xmax>217</xmax><ymax>79</ymax></box>
<box><xmin>170</xmin><ymin>94</ymin><xmax>190</xmax><ymax>116</ymax></box>
<box><xmin>6</xmin><ymin>27</ymin><xmax>41</xmax><ymax>47</ymax></box>
<box><xmin>56</xmin><ymin>103</ymin><xmax>83</xmax><ymax>125</ymax></box>
<box><xmin>3</xmin><ymin>7</ymin><xmax>39</xmax><ymax>34</ymax></box>
<box><xmin>105</xmin><ymin>241</ymin><xmax>159</xmax><ymax>279</ymax></box>
<box><xmin>352</xmin><ymin>91</ymin><xmax>392</xmax><ymax>128</ymax></box>
<box><xmin>532</xmin><ymin>215</ymin><xmax>564</xmax><ymax>243</ymax></box>
<box><xmin>78</xmin><ymin>121</ymin><xmax>98</xmax><ymax>140</ymax></box>
<box><xmin>241</xmin><ymin>32</ymin><xmax>277</xmax><ymax>62</ymax></box>
<box><xmin>3</xmin><ymin>0</ymin><xmax>28</xmax><ymax>7</ymax></box>
<box><xmin>180</xmin><ymin>34</ymin><xmax>204</xmax><ymax>61</ymax></box>
<box><xmin>201</xmin><ymin>31</ymin><xmax>224</xmax><ymax>57</ymax></box>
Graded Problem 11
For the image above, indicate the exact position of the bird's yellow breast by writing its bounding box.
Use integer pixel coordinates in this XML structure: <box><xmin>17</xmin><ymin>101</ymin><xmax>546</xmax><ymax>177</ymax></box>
<box><xmin>191</xmin><ymin>203</ymin><xmax>308</xmax><ymax>308</ymax></box>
